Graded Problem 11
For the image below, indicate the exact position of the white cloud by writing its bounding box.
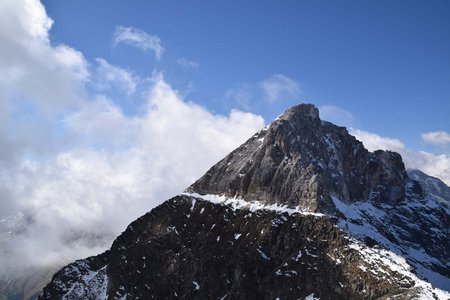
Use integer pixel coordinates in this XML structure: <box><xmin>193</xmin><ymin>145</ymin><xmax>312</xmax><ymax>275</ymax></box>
<box><xmin>421</xmin><ymin>131</ymin><xmax>450</xmax><ymax>146</ymax></box>
<box><xmin>319</xmin><ymin>105</ymin><xmax>355</xmax><ymax>127</ymax></box>
<box><xmin>350</xmin><ymin>129</ymin><xmax>450</xmax><ymax>185</ymax></box>
<box><xmin>259</xmin><ymin>74</ymin><xmax>301</xmax><ymax>103</ymax></box>
<box><xmin>94</xmin><ymin>58</ymin><xmax>138</xmax><ymax>95</ymax></box>
<box><xmin>113</xmin><ymin>26</ymin><xmax>164</xmax><ymax>60</ymax></box>
<box><xmin>407</xmin><ymin>151</ymin><xmax>450</xmax><ymax>183</ymax></box>
<box><xmin>0</xmin><ymin>0</ymin><xmax>88</xmax><ymax>165</ymax></box>
<box><xmin>0</xmin><ymin>0</ymin><xmax>52</xmax><ymax>43</ymax></box>
<box><xmin>0</xmin><ymin>0</ymin><xmax>88</xmax><ymax>114</ymax></box>
<box><xmin>177</xmin><ymin>58</ymin><xmax>199</xmax><ymax>69</ymax></box>
<box><xmin>349</xmin><ymin>129</ymin><xmax>406</xmax><ymax>153</ymax></box>
<box><xmin>64</xmin><ymin>95</ymin><xmax>141</xmax><ymax>146</ymax></box>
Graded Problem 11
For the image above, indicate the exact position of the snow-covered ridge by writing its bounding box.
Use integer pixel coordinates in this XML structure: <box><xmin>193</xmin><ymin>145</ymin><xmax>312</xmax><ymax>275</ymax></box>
<box><xmin>346</xmin><ymin>238</ymin><xmax>450</xmax><ymax>300</ymax></box>
<box><xmin>39</xmin><ymin>256</ymin><xmax>109</xmax><ymax>300</ymax></box>
<box><xmin>182</xmin><ymin>192</ymin><xmax>324</xmax><ymax>217</ymax></box>
<box><xmin>63</xmin><ymin>263</ymin><xmax>107</xmax><ymax>300</ymax></box>
<box><xmin>332</xmin><ymin>194</ymin><xmax>450</xmax><ymax>298</ymax></box>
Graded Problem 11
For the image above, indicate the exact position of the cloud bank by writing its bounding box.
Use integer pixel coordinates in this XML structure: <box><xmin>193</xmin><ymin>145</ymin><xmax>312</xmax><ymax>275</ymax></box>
<box><xmin>0</xmin><ymin>0</ymin><xmax>264</xmax><ymax>272</ymax></box>
<box><xmin>1</xmin><ymin>75</ymin><xmax>264</xmax><ymax>270</ymax></box>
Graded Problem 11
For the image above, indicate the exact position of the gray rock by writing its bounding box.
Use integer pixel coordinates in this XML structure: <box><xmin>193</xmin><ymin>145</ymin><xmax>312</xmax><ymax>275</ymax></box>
<box><xmin>188</xmin><ymin>104</ymin><xmax>410</xmax><ymax>211</ymax></box>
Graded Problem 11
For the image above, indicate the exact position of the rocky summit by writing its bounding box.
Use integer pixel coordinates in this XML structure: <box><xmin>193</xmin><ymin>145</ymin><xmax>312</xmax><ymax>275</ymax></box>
<box><xmin>39</xmin><ymin>104</ymin><xmax>450</xmax><ymax>299</ymax></box>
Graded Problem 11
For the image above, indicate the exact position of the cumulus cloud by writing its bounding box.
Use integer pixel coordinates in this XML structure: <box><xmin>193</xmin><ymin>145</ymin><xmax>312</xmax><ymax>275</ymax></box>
<box><xmin>0</xmin><ymin>0</ymin><xmax>88</xmax><ymax>166</ymax></box>
<box><xmin>113</xmin><ymin>26</ymin><xmax>164</xmax><ymax>60</ymax></box>
<box><xmin>350</xmin><ymin>129</ymin><xmax>450</xmax><ymax>185</ymax></box>
<box><xmin>421</xmin><ymin>131</ymin><xmax>450</xmax><ymax>146</ymax></box>
<box><xmin>259</xmin><ymin>74</ymin><xmax>301</xmax><ymax>103</ymax></box>
<box><xmin>0</xmin><ymin>0</ymin><xmax>88</xmax><ymax>110</ymax></box>
<box><xmin>319</xmin><ymin>105</ymin><xmax>355</xmax><ymax>127</ymax></box>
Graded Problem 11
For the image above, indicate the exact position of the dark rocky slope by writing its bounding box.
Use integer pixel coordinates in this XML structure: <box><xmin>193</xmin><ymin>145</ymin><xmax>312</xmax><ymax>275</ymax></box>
<box><xmin>39</xmin><ymin>104</ymin><xmax>450</xmax><ymax>299</ymax></box>
<box><xmin>40</xmin><ymin>196</ymin><xmax>437</xmax><ymax>299</ymax></box>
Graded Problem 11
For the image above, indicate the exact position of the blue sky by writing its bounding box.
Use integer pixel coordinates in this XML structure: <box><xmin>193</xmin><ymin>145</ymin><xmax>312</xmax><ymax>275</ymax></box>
<box><xmin>1</xmin><ymin>0</ymin><xmax>449</xmax><ymax>271</ymax></box>
<box><xmin>42</xmin><ymin>0</ymin><xmax>450</xmax><ymax>152</ymax></box>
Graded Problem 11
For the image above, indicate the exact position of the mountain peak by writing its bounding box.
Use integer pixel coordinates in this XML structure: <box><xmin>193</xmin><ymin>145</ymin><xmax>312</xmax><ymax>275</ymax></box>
<box><xmin>278</xmin><ymin>103</ymin><xmax>320</xmax><ymax>122</ymax></box>
<box><xmin>189</xmin><ymin>103</ymin><xmax>411</xmax><ymax>211</ymax></box>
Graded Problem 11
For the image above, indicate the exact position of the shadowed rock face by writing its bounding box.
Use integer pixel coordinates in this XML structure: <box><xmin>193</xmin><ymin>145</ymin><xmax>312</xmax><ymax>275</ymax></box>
<box><xmin>38</xmin><ymin>104</ymin><xmax>449</xmax><ymax>299</ymax></box>
<box><xmin>188</xmin><ymin>104</ymin><xmax>410</xmax><ymax>211</ymax></box>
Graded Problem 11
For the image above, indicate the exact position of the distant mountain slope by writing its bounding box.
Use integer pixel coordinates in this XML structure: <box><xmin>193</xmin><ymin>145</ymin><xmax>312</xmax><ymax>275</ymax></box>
<box><xmin>0</xmin><ymin>212</ymin><xmax>113</xmax><ymax>300</ymax></box>
<box><xmin>39</xmin><ymin>104</ymin><xmax>450</xmax><ymax>299</ymax></box>
<box><xmin>0</xmin><ymin>266</ymin><xmax>60</xmax><ymax>300</ymax></box>
<box><xmin>408</xmin><ymin>169</ymin><xmax>450</xmax><ymax>204</ymax></box>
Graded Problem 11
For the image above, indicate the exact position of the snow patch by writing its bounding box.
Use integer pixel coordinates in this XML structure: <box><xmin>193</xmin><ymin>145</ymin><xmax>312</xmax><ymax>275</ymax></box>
<box><xmin>190</xmin><ymin>199</ymin><xmax>196</xmax><ymax>211</ymax></box>
<box><xmin>257</xmin><ymin>248</ymin><xmax>269</xmax><ymax>260</ymax></box>
<box><xmin>183</xmin><ymin>193</ymin><xmax>324</xmax><ymax>217</ymax></box>
<box><xmin>304</xmin><ymin>293</ymin><xmax>320</xmax><ymax>300</ymax></box>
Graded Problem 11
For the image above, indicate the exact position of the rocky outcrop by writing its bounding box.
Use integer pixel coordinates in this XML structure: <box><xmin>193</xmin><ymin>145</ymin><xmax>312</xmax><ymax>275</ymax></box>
<box><xmin>39</xmin><ymin>252</ymin><xmax>109</xmax><ymax>300</ymax></box>
<box><xmin>188</xmin><ymin>104</ymin><xmax>411</xmax><ymax>211</ymax></box>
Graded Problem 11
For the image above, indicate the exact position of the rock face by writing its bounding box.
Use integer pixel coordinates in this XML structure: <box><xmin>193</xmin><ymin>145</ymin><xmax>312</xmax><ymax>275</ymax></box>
<box><xmin>39</xmin><ymin>104</ymin><xmax>450</xmax><ymax>299</ymax></box>
<box><xmin>189</xmin><ymin>104</ymin><xmax>409</xmax><ymax>211</ymax></box>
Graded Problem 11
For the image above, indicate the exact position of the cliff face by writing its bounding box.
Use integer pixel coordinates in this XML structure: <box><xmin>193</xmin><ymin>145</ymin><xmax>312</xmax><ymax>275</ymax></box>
<box><xmin>39</xmin><ymin>104</ymin><xmax>450</xmax><ymax>299</ymax></box>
